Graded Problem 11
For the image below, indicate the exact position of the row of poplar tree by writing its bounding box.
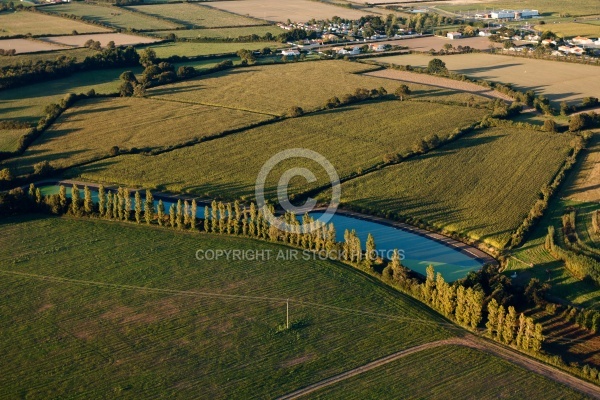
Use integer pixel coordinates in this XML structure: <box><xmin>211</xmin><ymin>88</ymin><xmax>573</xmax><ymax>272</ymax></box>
<box><xmin>486</xmin><ymin>299</ymin><xmax>544</xmax><ymax>352</ymax></box>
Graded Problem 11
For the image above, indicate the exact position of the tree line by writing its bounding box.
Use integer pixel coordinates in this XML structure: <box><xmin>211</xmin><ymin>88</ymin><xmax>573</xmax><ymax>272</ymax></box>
<box><xmin>545</xmin><ymin>225</ymin><xmax>600</xmax><ymax>285</ymax></box>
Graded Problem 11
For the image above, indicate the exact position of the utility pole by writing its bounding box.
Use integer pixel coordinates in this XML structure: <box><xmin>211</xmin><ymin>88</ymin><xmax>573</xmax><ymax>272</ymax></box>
<box><xmin>286</xmin><ymin>299</ymin><xmax>289</xmax><ymax>329</ymax></box>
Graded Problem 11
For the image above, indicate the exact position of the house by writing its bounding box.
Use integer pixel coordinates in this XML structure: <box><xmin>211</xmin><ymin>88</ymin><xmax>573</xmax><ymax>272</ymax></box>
<box><xmin>541</xmin><ymin>39</ymin><xmax>555</xmax><ymax>46</ymax></box>
<box><xmin>572</xmin><ymin>36</ymin><xmax>594</xmax><ymax>45</ymax></box>
<box><xmin>281</xmin><ymin>49</ymin><xmax>300</xmax><ymax>57</ymax></box>
<box><xmin>337</xmin><ymin>46</ymin><xmax>361</xmax><ymax>55</ymax></box>
<box><xmin>558</xmin><ymin>45</ymin><xmax>584</xmax><ymax>55</ymax></box>
<box><xmin>447</xmin><ymin>32</ymin><xmax>462</xmax><ymax>40</ymax></box>
<box><xmin>369</xmin><ymin>43</ymin><xmax>386</xmax><ymax>52</ymax></box>
<box><xmin>524</xmin><ymin>34</ymin><xmax>540</xmax><ymax>42</ymax></box>
<box><xmin>478</xmin><ymin>30</ymin><xmax>493</xmax><ymax>37</ymax></box>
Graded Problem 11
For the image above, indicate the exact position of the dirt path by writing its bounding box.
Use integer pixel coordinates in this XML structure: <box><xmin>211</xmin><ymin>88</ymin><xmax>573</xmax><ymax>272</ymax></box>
<box><xmin>278</xmin><ymin>335</ymin><xmax>600</xmax><ymax>399</ymax></box>
<box><xmin>364</xmin><ymin>69</ymin><xmax>514</xmax><ymax>102</ymax></box>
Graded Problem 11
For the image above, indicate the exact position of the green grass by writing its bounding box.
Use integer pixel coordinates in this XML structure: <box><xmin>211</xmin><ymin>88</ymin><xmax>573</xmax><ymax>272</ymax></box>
<box><xmin>534</xmin><ymin>22</ymin><xmax>600</xmax><ymax>38</ymax></box>
<box><xmin>437</xmin><ymin>0</ymin><xmax>600</xmax><ymax>17</ymax></box>
<box><xmin>4</xmin><ymin>96</ymin><xmax>272</xmax><ymax>175</ymax></box>
<box><xmin>334</xmin><ymin>127</ymin><xmax>574</xmax><ymax>249</ymax></box>
<box><xmin>127</xmin><ymin>4</ymin><xmax>265</xmax><ymax>28</ymax></box>
<box><xmin>73</xmin><ymin>101</ymin><xmax>487</xmax><ymax>199</ymax></box>
<box><xmin>138</xmin><ymin>41</ymin><xmax>283</xmax><ymax>58</ymax></box>
<box><xmin>0</xmin><ymin>10</ymin><xmax>111</xmax><ymax>37</ymax></box>
<box><xmin>312</xmin><ymin>345</ymin><xmax>587</xmax><ymax>399</ymax></box>
<box><xmin>149</xmin><ymin>60</ymin><xmax>489</xmax><ymax>116</ymax></box>
<box><xmin>0</xmin><ymin>47</ymin><xmax>98</xmax><ymax>68</ymax></box>
<box><xmin>43</xmin><ymin>3</ymin><xmax>180</xmax><ymax>31</ymax></box>
<box><xmin>0</xmin><ymin>128</ymin><xmax>27</xmax><ymax>152</ymax></box>
<box><xmin>0</xmin><ymin>215</ymin><xmax>452</xmax><ymax>398</ymax></box>
<box><xmin>152</xmin><ymin>25</ymin><xmax>285</xmax><ymax>39</ymax></box>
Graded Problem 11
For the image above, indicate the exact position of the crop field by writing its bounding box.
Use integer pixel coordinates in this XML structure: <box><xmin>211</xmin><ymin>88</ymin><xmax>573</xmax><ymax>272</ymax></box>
<box><xmin>0</xmin><ymin>128</ymin><xmax>28</xmax><ymax>152</ymax></box>
<box><xmin>534</xmin><ymin>22</ymin><xmax>600</xmax><ymax>38</ymax></box>
<box><xmin>43</xmin><ymin>3</ymin><xmax>180</xmax><ymax>31</ymax></box>
<box><xmin>368</xmin><ymin>53</ymin><xmax>600</xmax><ymax>106</ymax></box>
<box><xmin>0</xmin><ymin>47</ymin><xmax>98</xmax><ymax>68</ymax></box>
<box><xmin>0</xmin><ymin>66</ymin><xmax>142</xmax><ymax>123</ymax></box>
<box><xmin>127</xmin><ymin>4</ymin><xmax>265</xmax><ymax>28</ymax></box>
<box><xmin>138</xmin><ymin>41</ymin><xmax>283</xmax><ymax>58</ymax></box>
<box><xmin>41</xmin><ymin>33</ymin><xmax>160</xmax><ymax>49</ymax></box>
<box><xmin>312</xmin><ymin>345</ymin><xmax>587</xmax><ymax>399</ymax></box>
<box><xmin>149</xmin><ymin>61</ymin><xmax>490</xmax><ymax>116</ymax></box>
<box><xmin>334</xmin><ymin>127</ymin><xmax>574</xmax><ymax>249</ymax></box>
<box><xmin>437</xmin><ymin>0</ymin><xmax>600</xmax><ymax>17</ymax></box>
<box><xmin>4</xmin><ymin>97</ymin><xmax>272</xmax><ymax>175</ymax></box>
<box><xmin>152</xmin><ymin>25</ymin><xmax>285</xmax><ymax>39</ymax></box>
<box><xmin>0</xmin><ymin>11</ymin><xmax>110</xmax><ymax>37</ymax></box>
<box><xmin>74</xmin><ymin>101</ymin><xmax>487</xmax><ymax>199</ymax></box>
<box><xmin>0</xmin><ymin>215</ymin><xmax>452</xmax><ymax>398</ymax></box>
<box><xmin>566</xmin><ymin>133</ymin><xmax>600</xmax><ymax>203</ymax></box>
<box><xmin>206</xmin><ymin>0</ymin><xmax>374</xmax><ymax>22</ymax></box>
<box><xmin>0</xmin><ymin>38</ymin><xmax>67</xmax><ymax>54</ymax></box>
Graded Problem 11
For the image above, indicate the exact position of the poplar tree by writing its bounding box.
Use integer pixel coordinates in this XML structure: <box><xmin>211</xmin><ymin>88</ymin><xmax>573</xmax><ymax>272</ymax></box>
<box><xmin>59</xmin><ymin>185</ymin><xmax>67</xmax><ymax>210</ymax></box>
<box><xmin>106</xmin><ymin>192</ymin><xmax>113</xmax><ymax>220</ymax></box>
<box><xmin>98</xmin><ymin>185</ymin><xmax>106</xmax><ymax>216</ymax></box>
<box><xmin>234</xmin><ymin>200</ymin><xmax>241</xmax><ymax>223</ymax></box>
<box><xmin>190</xmin><ymin>200</ymin><xmax>197</xmax><ymax>230</ymax></box>
<box><xmin>144</xmin><ymin>190</ymin><xmax>154</xmax><ymax>225</ymax></box>
<box><xmin>218</xmin><ymin>202</ymin><xmax>226</xmax><ymax>234</ymax></box>
<box><xmin>35</xmin><ymin>188</ymin><xmax>42</xmax><ymax>205</ymax></box>
<box><xmin>112</xmin><ymin>190</ymin><xmax>118</xmax><ymax>218</ymax></box>
<box><xmin>455</xmin><ymin>285</ymin><xmax>466</xmax><ymax>324</ymax></box>
<box><xmin>28</xmin><ymin>183</ymin><xmax>35</xmax><ymax>198</ymax></box>
<box><xmin>84</xmin><ymin>186</ymin><xmax>93</xmax><ymax>214</ymax></box>
<box><xmin>532</xmin><ymin>323</ymin><xmax>544</xmax><ymax>352</ymax></box>
<box><xmin>211</xmin><ymin>200</ymin><xmax>218</xmax><ymax>233</ymax></box>
<box><xmin>116</xmin><ymin>188</ymin><xmax>124</xmax><ymax>221</ymax></box>
<box><xmin>441</xmin><ymin>280</ymin><xmax>456</xmax><ymax>317</ymax></box>
<box><xmin>496</xmin><ymin>305</ymin><xmax>506</xmax><ymax>342</ymax></box>
<box><xmin>242</xmin><ymin>219</ymin><xmax>248</xmax><ymax>236</ymax></box>
<box><xmin>486</xmin><ymin>298</ymin><xmax>499</xmax><ymax>337</ymax></box>
<box><xmin>134</xmin><ymin>191</ymin><xmax>142</xmax><ymax>224</ymax></box>
<box><xmin>169</xmin><ymin>204</ymin><xmax>176</xmax><ymax>228</ymax></box>
<box><xmin>423</xmin><ymin>265</ymin><xmax>435</xmax><ymax>304</ymax></box>
<box><xmin>469</xmin><ymin>289</ymin><xmax>484</xmax><ymax>330</ymax></box>
<box><xmin>226</xmin><ymin>203</ymin><xmax>233</xmax><ymax>234</ymax></box>
<box><xmin>183</xmin><ymin>200</ymin><xmax>190</xmax><ymax>227</ymax></box>
<box><xmin>248</xmin><ymin>203</ymin><xmax>256</xmax><ymax>236</ymax></box>
<box><xmin>71</xmin><ymin>184</ymin><xmax>80</xmax><ymax>215</ymax></box>
<box><xmin>365</xmin><ymin>233</ymin><xmax>376</xmax><ymax>269</ymax></box>
<box><xmin>503</xmin><ymin>306</ymin><xmax>517</xmax><ymax>345</ymax></box>
<box><xmin>516</xmin><ymin>313</ymin><xmax>527</xmax><ymax>348</ymax></box>
<box><xmin>157</xmin><ymin>200</ymin><xmax>165</xmax><ymax>226</ymax></box>
<box><xmin>176</xmin><ymin>199</ymin><xmax>183</xmax><ymax>229</ymax></box>
<box><xmin>204</xmin><ymin>206</ymin><xmax>210</xmax><ymax>232</ymax></box>
<box><xmin>124</xmin><ymin>191</ymin><xmax>132</xmax><ymax>221</ymax></box>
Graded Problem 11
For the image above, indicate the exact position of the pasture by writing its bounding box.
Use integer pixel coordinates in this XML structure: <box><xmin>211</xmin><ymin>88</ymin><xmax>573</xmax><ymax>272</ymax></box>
<box><xmin>534</xmin><ymin>22</ymin><xmax>600</xmax><ymax>38</ymax></box>
<box><xmin>368</xmin><ymin>53</ymin><xmax>600</xmax><ymax>106</ymax></box>
<box><xmin>0</xmin><ymin>38</ymin><xmax>66</xmax><ymax>54</ymax></box>
<box><xmin>565</xmin><ymin>133</ymin><xmax>600</xmax><ymax>203</ymax></box>
<box><xmin>139</xmin><ymin>41</ymin><xmax>282</xmax><ymax>58</ymax></box>
<box><xmin>41</xmin><ymin>33</ymin><xmax>160</xmax><ymax>48</ymax></box>
<box><xmin>0</xmin><ymin>128</ymin><xmax>28</xmax><ymax>152</ymax></box>
<box><xmin>0</xmin><ymin>47</ymin><xmax>98</xmax><ymax>68</ymax></box>
<box><xmin>0</xmin><ymin>11</ymin><xmax>110</xmax><ymax>36</ymax></box>
<box><xmin>0</xmin><ymin>215</ymin><xmax>451</xmax><ymax>398</ymax></box>
<box><xmin>335</xmin><ymin>127</ymin><xmax>574</xmax><ymax>249</ymax></box>
<box><xmin>437</xmin><ymin>0</ymin><xmax>600</xmax><ymax>17</ymax></box>
<box><xmin>149</xmin><ymin>61</ymin><xmax>490</xmax><ymax>115</ymax></box>
<box><xmin>4</xmin><ymin>97</ymin><xmax>272</xmax><ymax>175</ymax></box>
<box><xmin>313</xmin><ymin>345</ymin><xmax>587</xmax><ymax>399</ymax></box>
<box><xmin>74</xmin><ymin>101</ymin><xmax>487</xmax><ymax>199</ymax></box>
<box><xmin>153</xmin><ymin>25</ymin><xmax>285</xmax><ymax>39</ymax></box>
<box><xmin>127</xmin><ymin>3</ymin><xmax>265</xmax><ymax>28</ymax></box>
<box><xmin>206</xmin><ymin>0</ymin><xmax>373</xmax><ymax>22</ymax></box>
<box><xmin>43</xmin><ymin>2</ymin><xmax>180</xmax><ymax>31</ymax></box>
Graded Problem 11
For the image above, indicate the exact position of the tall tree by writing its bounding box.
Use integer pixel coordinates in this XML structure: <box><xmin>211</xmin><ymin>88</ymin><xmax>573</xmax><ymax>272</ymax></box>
<box><xmin>134</xmin><ymin>191</ymin><xmax>142</xmax><ymax>224</ymax></box>
<box><xmin>71</xmin><ymin>184</ymin><xmax>80</xmax><ymax>215</ymax></box>
<box><xmin>532</xmin><ymin>323</ymin><xmax>544</xmax><ymax>352</ymax></box>
<box><xmin>169</xmin><ymin>204</ymin><xmax>176</xmax><ymax>228</ymax></box>
<box><xmin>176</xmin><ymin>199</ymin><xmax>183</xmax><ymax>230</ymax></box>
<box><xmin>124</xmin><ymin>191</ymin><xmax>131</xmax><ymax>221</ymax></box>
<box><xmin>144</xmin><ymin>190</ymin><xmax>154</xmax><ymax>225</ymax></box>
<box><xmin>59</xmin><ymin>185</ymin><xmax>67</xmax><ymax>210</ymax></box>
<box><xmin>211</xmin><ymin>200</ymin><xmax>218</xmax><ymax>233</ymax></box>
<box><xmin>98</xmin><ymin>185</ymin><xmax>106</xmax><ymax>216</ymax></box>
<box><xmin>496</xmin><ymin>305</ymin><xmax>506</xmax><ymax>341</ymax></box>
<box><xmin>486</xmin><ymin>298</ymin><xmax>499</xmax><ymax>337</ymax></box>
<box><xmin>106</xmin><ymin>192</ymin><xmax>113</xmax><ymax>220</ymax></box>
<box><xmin>84</xmin><ymin>186</ymin><xmax>93</xmax><ymax>214</ymax></box>
<box><xmin>365</xmin><ymin>233</ymin><xmax>376</xmax><ymax>269</ymax></box>
<box><xmin>204</xmin><ymin>206</ymin><xmax>210</xmax><ymax>232</ymax></box>
<box><xmin>516</xmin><ymin>313</ymin><xmax>527</xmax><ymax>349</ymax></box>
<box><xmin>157</xmin><ymin>200</ymin><xmax>165</xmax><ymax>226</ymax></box>
<box><xmin>190</xmin><ymin>200</ymin><xmax>197</xmax><ymax>230</ymax></box>
<box><xmin>423</xmin><ymin>265</ymin><xmax>435</xmax><ymax>304</ymax></box>
<box><xmin>503</xmin><ymin>306</ymin><xmax>517</xmax><ymax>345</ymax></box>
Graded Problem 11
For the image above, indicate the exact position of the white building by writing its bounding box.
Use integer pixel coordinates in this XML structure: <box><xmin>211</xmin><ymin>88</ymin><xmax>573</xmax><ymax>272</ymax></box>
<box><xmin>490</xmin><ymin>9</ymin><xmax>539</xmax><ymax>20</ymax></box>
<box><xmin>447</xmin><ymin>32</ymin><xmax>462</xmax><ymax>40</ymax></box>
<box><xmin>281</xmin><ymin>49</ymin><xmax>300</xmax><ymax>57</ymax></box>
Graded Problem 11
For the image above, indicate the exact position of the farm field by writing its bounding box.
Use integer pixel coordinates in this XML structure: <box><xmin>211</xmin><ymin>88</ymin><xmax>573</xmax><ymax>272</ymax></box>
<box><xmin>3</xmin><ymin>97</ymin><xmax>273</xmax><ymax>175</ymax></box>
<box><xmin>369</xmin><ymin>35</ymin><xmax>502</xmax><ymax>52</ymax></box>
<box><xmin>41</xmin><ymin>33</ymin><xmax>160</xmax><ymax>48</ymax></box>
<box><xmin>0</xmin><ymin>215</ymin><xmax>452</xmax><ymax>398</ymax></box>
<box><xmin>73</xmin><ymin>101</ymin><xmax>487</xmax><ymax>199</ymax></box>
<box><xmin>312</xmin><ymin>345</ymin><xmax>587</xmax><ymax>399</ymax></box>
<box><xmin>0</xmin><ymin>47</ymin><xmax>98</xmax><ymax>68</ymax></box>
<box><xmin>43</xmin><ymin>2</ymin><xmax>180</xmax><ymax>31</ymax></box>
<box><xmin>0</xmin><ymin>11</ymin><xmax>110</xmax><ymax>37</ymax></box>
<box><xmin>436</xmin><ymin>0</ymin><xmax>600</xmax><ymax>17</ymax></box>
<box><xmin>566</xmin><ymin>133</ymin><xmax>600</xmax><ymax>203</ymax></box>
<box><xmin>206</xmin><ymin>0</ymin><xmax>374</xmax><ymax>22</ymax></box>
<box><xmin>334</xmin><ymin>127</ymin><xmax>574</xmax><ymax>249</ymax></box>
<box><xmin>152</xmin><ymin>25</ymin><xmax>285</xmax><ymax>39</ymax></box>
<box><xmin>534</xmin><ymin>22</ymin><xmax>600</xmax><ymax>38</ymax></box>
<box><xmin>127</xmin><ymin>3</ymin><xmax>265</xmax><ymax>28</ymax></box>
<box><xmin>0</xmin><ymin>38</ymin><xmax>66</xmax><ymax>54</ymax></box>
<box><xmin>148</xmin><ymin>61</ymin><xmax>490</xmax><ymax>116</ymax></box>
<box><xmin>0</xmin><ymin>128</ymin><xmax>28</xmax><ymax>152</ymax></box>
<box><xmin>367</xmin><ymin>53</ymin><xmax>600</xmax><ymax>106</ymax></box>
<box><xmin>138</xmin><ymin>41</ymin><xmax>283</xmax><ymax>58</ymax></box>
<box><xmin>0</xmin><ymin>66</ymin><xmax>142</xmax><ymax>123</ymax></box>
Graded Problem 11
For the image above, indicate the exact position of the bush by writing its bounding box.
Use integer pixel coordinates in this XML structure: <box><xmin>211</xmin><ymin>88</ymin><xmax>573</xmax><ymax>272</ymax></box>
<box><xmin>287</xmin><ymin>106</ymin><xmax>304</xmax><ymax>118</ymax></box>
<box><xmin>109</xmin><ymin>146</ymin><xmax>120</xmax><ymax>156</ymax></box>
<box><xmin>33</xmin><ymin>161</ymin><xmax>53</xmax><ymax>177</ymax></box>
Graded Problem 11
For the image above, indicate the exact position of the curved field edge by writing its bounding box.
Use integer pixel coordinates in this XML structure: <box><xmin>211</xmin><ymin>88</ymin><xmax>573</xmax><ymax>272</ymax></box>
<box><xmin>0</xmin><ymin>215</ymin><xmax>453</xmax><ymax>398</ymax></box>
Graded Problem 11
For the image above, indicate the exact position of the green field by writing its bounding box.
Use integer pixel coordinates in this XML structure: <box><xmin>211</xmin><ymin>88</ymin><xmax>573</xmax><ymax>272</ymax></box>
<box><xmin>127</xmin><ymin>3</ymin><xmax>265</xmax><ymax>28</ymax></box>
<box><xmin>334</xmin><ymin>127</ymin><xmax>574</xmax><ymax>249</ymax></box>
<box><xmin>368</xmin><ymin>53</ymin><xmax>600</xmax><ymax>106</ymax></box>
<box><xmin>138</xmin><ymin>41</ymin><xmax>283</xmax><ymax>58</ymax></box>
<box><xmin>4</xmin><ymin>96</ymin><xmax>272</xmax><ymax>175</ymax></box>
<box><xmin>0</xmin><ymin>10</ymin><xmax>110</xmax><ymax>37</ymax></box>
<box><xmin>149</xmin><ymin>61</ymin><xmax>489</xmax><ymax>116</ymax></box>
<box><xmin>313</xmin><ymin>345</ymin><xmax>587</xmax><ymax>399</ymax></box>
<box><xmin>43</xmin><ymin>2</ymin><xmax>180</xmax><ymax>31</ymax></box>
<box><xmin>0</xmin><ymin>215</ymin><xmax>451</xmax><ymax>398</ymax></box>
<box><xmin>0</xmin><ymin>128</ymin><xmax>27</xmax><ymax>152</ymax></box>
<box><xmin>0</xmin><ymin>47</ymin><xmax>98</xmax><ymax>68</ymax></box>
<box><xmin>534</xmin><ymin>22</ymin><xmax>600</xmax><ymax>38</ymax></box>
<box><xmin>73</xmin><ymin>101</ymin><xmax>487</xmax><ymax>199</ymax></box>
<box><xmin>152</xmin><ymin>25</ymin><xmax>285</xmax><ymax>39</ymax></box>
<box><xmin>437</xmin><ymin>0</ymin><xmax>600</xmax><ymax>17</ymax></box>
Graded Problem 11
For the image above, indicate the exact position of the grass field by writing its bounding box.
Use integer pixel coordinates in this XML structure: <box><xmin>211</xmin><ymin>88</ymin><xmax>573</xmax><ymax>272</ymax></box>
<box><xmin>0</xmin><ymin>38</ymin><xmax>67</xmax><ymax>54</ymax></box>
<box><xmin>0</xmin><ymin>10</ymin><xmax>110</xmax><ymax>37</ymax></box>
<box><xmin>313</xmin><ymin>345</ymin><xmax>587</xmax><ymax>399</ymax></box>
<box><xmin>41</xmin><ymin>33</ymin><xmax>159</xmax><ymax>48</ymax></box>
<box><xmin>566</xmin><ymin>133</ymin><xmax>600</xmax><ymax>203</ymax></box>
<box><xmin>0</xmin><ymin>47</ymin><xmax>98</xmax><ymax>68</ymax></box>
<box><xmin>0</xmin><ymin>128</ymin><xmax>28</xmax><ymax>152</ymax></box>
<box><xmin>73</xmin><ymin>101</ymin><xmax>487</xmax><ymax>199</ymax></box>
<box><xmin>127</xmin><ymin>3</ymin><xmax>265</xmax><ymax>28</ymax></box>
<box><xmin>534</xmin><ymin>22</ymin><xmax>600</xmax><ymax>38</ymax></box>
<box><xmin>149</xmin><ymin>60</ymin><xmax>489</xmax><ymax>116</ymax></box>
<box><xmin>138</xmin><ymin>41</ymin><xmax>283</xmax><ymax>58</ymax></box>
<box><xmin>333</xmin><ymin>127</ymin><xmax>574</xmax><ymax>249</ymax></box>
<box><xmin>44</xmin><ymin>2</ymin><xmax>180</xmax><ymax>31</ymax></box>
<box><xmin>4</xmin><ymin>97</ymin><xmax>272</xmax><ymax>175</ymax></box>
<box><xmin>368</xmin><ymin>53</ymin><xmax>600</xmax><ymax>106</ymax></box>
<box><xmin>0</xmin><ymin>215</ymin><xmax>452</xmax><ymax>398</ymax></box>
<box><xmin>152</xmin><ymin>25</ymin><xmax>285</xmax><ymax>39</ymax></box>
<box><xmin>437</xmin><ymin>0</ymin><xmax>600</xmax><ymax>17</ymax></box>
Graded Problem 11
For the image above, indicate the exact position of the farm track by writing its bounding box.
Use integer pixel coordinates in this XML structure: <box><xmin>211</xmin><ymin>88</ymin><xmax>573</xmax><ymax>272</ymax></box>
<box><xmin>278</xmin><ymin>335</ymin><xmax>600</xmax><ymax>399</ymax></box>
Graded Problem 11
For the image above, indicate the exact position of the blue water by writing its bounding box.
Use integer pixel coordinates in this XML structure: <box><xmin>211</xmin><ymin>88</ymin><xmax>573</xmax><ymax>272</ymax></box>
<box><xmin>39</xmin><ymin>185</ymin><xmax>483</xmax><ymax>281</ymax></box>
